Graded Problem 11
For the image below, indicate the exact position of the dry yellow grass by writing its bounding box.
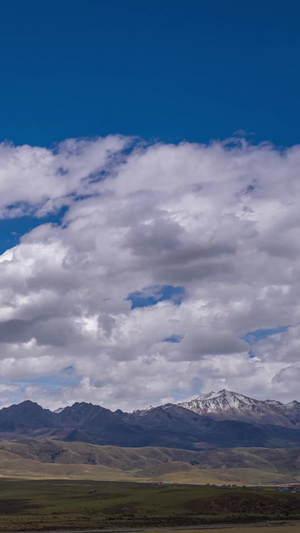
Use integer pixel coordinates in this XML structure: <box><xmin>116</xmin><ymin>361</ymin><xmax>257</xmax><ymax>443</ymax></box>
<box><xmin>0</xmin><ymin>439</ymin><xmax>300</xmax><ymax>486</ymax></box>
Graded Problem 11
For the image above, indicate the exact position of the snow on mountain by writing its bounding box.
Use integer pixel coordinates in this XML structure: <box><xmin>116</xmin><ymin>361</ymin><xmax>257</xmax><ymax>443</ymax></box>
<box><xmin>53</xmin><ymin>391</ymin><xmax>300</xmax><ymax>429</ymax></box>
<box><xmin>179</xmin><ymin>389</ymin><xmax>259</xmax><ymax>413</ymax></box>
<box><xmin>133</xmin><ymin>404</ymin><xmax>155</xmax><ymax>416</ymax></box>
<box><xmin>53</xmin><ymin>407</ymin><xmax>65</xmax><ymax>414</ymax></box>
<box><xmin>177</xmin><ymin>389</ymin><xmax>300</xmax><ymax>428</ymax></box>
<box><xmin>285</xmin><ymin>400</ymin><xmax>300</xmax><ymax>409</ymax></box>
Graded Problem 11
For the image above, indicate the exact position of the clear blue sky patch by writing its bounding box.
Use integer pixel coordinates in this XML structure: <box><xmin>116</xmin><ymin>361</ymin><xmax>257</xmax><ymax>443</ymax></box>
<box><xmin>243</xmin><ymin>326</ymin><xmax>289</xmax><ymax>346</ymax></box>
<box><xmin>127</xmin><ymin>285</ymin><xmax>185</xmax><ymax>309</ymax></box>
<box><xmin>163</xmin><ymin>334</ymin><xmax>183</xmax><ymax>343</ymax></box>
<box><xmin>0</xmin><ymin>207</ymin><xmax>68</xmax><ymax>255</ymax></box>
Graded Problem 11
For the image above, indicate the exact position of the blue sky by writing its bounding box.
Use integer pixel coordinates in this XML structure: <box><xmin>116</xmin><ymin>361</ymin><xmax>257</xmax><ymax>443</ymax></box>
<box><xmin>243</xmin><ymin>326</ymin><xmax>290</xmax><ymax>346</ymax></box>
<box><xmin>0</xmin><ymin>0</ymin><xmax>299</xmax><ymax>148</ymax></box>
<box><xmin>1</xmin><ymin>0</ymin><xmax>299</xmax><ymax>260</ymax></box>
<box><xmin>127</xmin><ymin>285</ymin><xmax>186</xmax><ymax>309</ymax></box>
<box><xmin>0</xmin><ymin>207</ymin><xmax>67</xmax><ymax>254</ymax></box>
<box><xmin>0</xmin><ymin>1</ymin><xmax>300</xmax><ymax>409</ymax></box>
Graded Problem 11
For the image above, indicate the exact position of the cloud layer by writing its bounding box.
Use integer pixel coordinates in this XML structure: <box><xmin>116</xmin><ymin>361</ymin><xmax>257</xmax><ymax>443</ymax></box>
<box><xmin>0</xmin><ymin>136</ymin><xmax>299</xmax><ymax>410</ymax></box>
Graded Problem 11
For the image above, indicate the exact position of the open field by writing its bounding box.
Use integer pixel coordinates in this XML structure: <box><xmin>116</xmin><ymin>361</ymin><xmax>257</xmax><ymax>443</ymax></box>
<box><xmin>0</xmin><ymin>479</ymin><xmax>299</xmax><ymax>531</ymax></box>
<box><xmin>149</xmin><ymin>528</ymin><xmax>300</xmax><ymax>533</ymax></box>
<box><xmin>0</xmin><ymin>440</ymin><xmax>299</xmax><ymax>531</ymax></box>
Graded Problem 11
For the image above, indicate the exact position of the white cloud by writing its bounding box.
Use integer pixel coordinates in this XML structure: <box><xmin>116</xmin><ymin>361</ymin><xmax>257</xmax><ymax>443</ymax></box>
<box><xmin>0</xmin><ymin>136</ymin><xmax>299</xmax><ymax>409</ymax></box>
<box><xmin>0</xmin><ymin>135</ymin><xmax>129</xmax><ymax>217</ymax></box>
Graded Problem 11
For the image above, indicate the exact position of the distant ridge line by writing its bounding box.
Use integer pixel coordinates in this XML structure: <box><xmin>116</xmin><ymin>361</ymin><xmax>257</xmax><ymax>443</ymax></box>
<box><xmin>0</xmin><ymin>390</ymin><xmax>299</xmax><ymax>450</ymax></box>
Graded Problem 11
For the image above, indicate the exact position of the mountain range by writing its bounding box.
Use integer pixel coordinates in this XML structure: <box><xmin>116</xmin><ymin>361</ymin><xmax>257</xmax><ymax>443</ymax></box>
<box><xmin>0</xmin><ymin>389</ymin><xmax>300</xmax><ymax>450</ymax></box>
<box><xmin>178</xmin><ymin>389</ymin><xmax>300</xmax><ymax>427</ymax></box>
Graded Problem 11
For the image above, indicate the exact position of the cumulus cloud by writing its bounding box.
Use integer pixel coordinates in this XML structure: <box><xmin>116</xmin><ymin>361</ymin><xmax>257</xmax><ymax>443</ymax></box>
<box><xmin>0</xmin><ymin>135</ymin><xmax>128</xmax><ymax>218</ymax></box>
<box><xmin>0</xmin><ymin>136</ymin><xmax>299</xmax><ymax>409</ymax></box>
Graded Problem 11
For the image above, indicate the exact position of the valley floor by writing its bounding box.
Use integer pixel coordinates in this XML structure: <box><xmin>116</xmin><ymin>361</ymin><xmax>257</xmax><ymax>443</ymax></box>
<box><xmin>0</xmin><ymin>479</ymin><xmax>299</xmax><ymax>531</ymax></box>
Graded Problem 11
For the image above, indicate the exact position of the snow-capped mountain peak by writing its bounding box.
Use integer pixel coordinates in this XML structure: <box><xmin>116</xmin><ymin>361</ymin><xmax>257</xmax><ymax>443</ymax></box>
<box><xmin>177</xmin><ymin>389</ymin><xmax>300</xmax><ymax>427</ymax></box>
<box><xmin>286</xmin><ymin>400</ymin><xmax>300</xmax><ymax>409</ymax></box>
<box><xmin>179</xmin><ymin>389</ymin><xmax>257</xmax><ymax>414</ymax></box>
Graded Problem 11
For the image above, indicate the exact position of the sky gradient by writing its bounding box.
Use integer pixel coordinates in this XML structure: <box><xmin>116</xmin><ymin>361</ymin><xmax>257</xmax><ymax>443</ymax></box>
<box><xmin>0</xmin><ymin>1</ymin><xmax>299</xmax><ymax>409</ymax></box>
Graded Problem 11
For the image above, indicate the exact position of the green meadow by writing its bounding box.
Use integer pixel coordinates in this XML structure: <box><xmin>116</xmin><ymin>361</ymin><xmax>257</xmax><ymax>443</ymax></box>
<box><xmin>0</xmin><ymin>479</ymin><xmax>299</xmax><ymax>531</ymax></box>
<box><xmin>0</xmin><ymin>440</ymin><xmax>299</xmax><ymax>530</ymax></box>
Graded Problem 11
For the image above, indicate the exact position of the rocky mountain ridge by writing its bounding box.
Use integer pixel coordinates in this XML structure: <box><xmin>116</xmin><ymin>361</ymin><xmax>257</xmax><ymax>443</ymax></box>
<box><xmin>0</xmin><ymin>391</ymin><xmax>300</xmax><ymax>450</ymax></box>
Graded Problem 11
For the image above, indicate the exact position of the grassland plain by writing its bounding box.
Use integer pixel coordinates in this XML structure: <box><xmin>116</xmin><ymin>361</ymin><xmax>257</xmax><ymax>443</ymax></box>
<box><xmin>0</xmin><ymin>480</ymin><xmax>299</xmax><ymax>531</ymax></box>
<box><xmin>0</xmin><ymin>439</ymin><xmax>300</xmax><ymax>485</ymax></box>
